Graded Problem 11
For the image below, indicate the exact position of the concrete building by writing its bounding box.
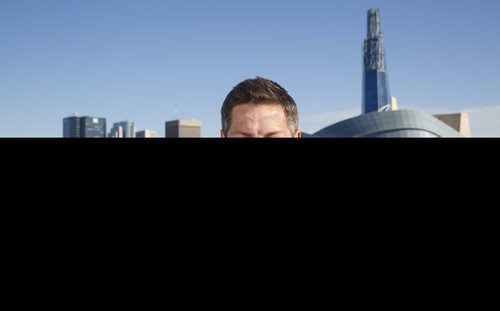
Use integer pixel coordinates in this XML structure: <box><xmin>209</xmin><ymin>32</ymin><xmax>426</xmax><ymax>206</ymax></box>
<box><xmin>165</xmin><ymin>119</ymin><xmax>201</xmax><ymax>138</ymax></box>
<box><xmin>136</xmin><ymin>129</ymin><xmax>157</xmax><ymax>138</ymax></box>
<box><xmin>433</xmin><ymin>113</ymin><xmax>471</xmax><ymax>137</ymax></box>
<box><xmin>389</xmin><ymin>97</ymin><xmax>398</xmax><ymax>111</ymax></box>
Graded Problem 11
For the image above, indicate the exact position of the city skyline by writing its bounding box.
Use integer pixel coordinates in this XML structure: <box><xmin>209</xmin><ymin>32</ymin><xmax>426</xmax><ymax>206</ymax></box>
<box><xmin>1</xmin><ymin>0</ymin><xmax>499</xmax><ymax>137</ymax></box>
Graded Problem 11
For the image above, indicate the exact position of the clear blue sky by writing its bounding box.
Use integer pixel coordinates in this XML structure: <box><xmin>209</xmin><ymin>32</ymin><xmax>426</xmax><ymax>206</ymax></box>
<box><xmin>1</xmin><ymin>0</ymin><xmax>499</xmax><ymax>137</ymax></box>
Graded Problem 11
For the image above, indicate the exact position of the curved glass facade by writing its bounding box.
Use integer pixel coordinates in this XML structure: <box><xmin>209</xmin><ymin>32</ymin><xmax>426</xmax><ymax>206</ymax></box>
<box><xmin>313</xmin><ymin>110</ymin><xmax>463</xmax><ymax>138</ymax></box>
<box><xmin>370</xmin><ymin>130</ymin><xmax>438</xmax><ymax>138</ymax></box>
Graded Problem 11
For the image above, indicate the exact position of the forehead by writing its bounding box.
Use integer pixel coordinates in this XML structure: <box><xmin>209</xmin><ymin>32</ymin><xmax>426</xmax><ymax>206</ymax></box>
<box><xmin>231</xmin><ymin>103</ymin><xmax>286</xmax><ymax>118</ymax></box>
<box><xmin>228</xmin><ymin>103</ymin><xmax>292</xmax><ymax>136</ymax></box>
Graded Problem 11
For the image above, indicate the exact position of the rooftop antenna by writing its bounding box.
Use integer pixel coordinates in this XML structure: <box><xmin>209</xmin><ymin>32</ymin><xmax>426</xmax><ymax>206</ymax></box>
<box><xmin>174</xmin><ymin>104</ymin><xmax>180</xmax><ymax>120</ymax></box>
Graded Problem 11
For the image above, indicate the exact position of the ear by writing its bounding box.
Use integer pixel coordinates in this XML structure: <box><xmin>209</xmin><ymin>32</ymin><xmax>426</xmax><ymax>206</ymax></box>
<box><xmin>294</xmin><ymin>130</ymin><xmax>302</xmax><ymax>138</ymax></box>
<box><xmin>220</xmin><ymin>130</ymin><xmax>226</xmax><ymax>138</ymax></box>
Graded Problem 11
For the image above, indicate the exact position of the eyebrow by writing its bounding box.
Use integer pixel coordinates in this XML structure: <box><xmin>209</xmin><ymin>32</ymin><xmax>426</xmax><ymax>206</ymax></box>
<box><xmin>230</xmin><ymin>130</ymin><xmax>290</xmax><ymax>137</ymax></box>
<box><xmin>232</xmin><ymin>131</ymin><xmax>255</xmax><ymax>137</ymax></box>
<box><xmin>263</xmin><ymin>132</ymin><xmax>283</xmax><ymax>137</ymax></box>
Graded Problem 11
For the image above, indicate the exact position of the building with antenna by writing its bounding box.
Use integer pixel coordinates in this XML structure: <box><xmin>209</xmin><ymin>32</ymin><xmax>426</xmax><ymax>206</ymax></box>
<box><xmin>165</xmin><ymin>119</ymin><xmax>201</xmax><ymax>138</ymax></box>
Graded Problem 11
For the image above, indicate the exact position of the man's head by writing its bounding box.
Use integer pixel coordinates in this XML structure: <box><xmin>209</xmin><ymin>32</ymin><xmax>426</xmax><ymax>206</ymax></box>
<box><xmin>221</xmin><ymin>77</ymin><xmax>301</xmax><ymax>138</ymax></box>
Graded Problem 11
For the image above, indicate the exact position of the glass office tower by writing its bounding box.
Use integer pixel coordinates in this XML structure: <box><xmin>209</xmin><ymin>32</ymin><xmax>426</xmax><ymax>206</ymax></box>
<box><xmin>362</xmin><ymin>9</ymin><xmax>391</xmax><ymax>114</ymax></box>
<box><xmin>109</xmin><ymin>120</ymin><xmax>136</xmax><ymax>138</ymax></box>
<box><xmin>80</xmin><ymin>117</ymin><xmax>106</xmax><ymax>137</ymax></box>
<box><xmin>63</xmin><ymin>116</ymin><xmax>106</xmax><ymax>137</ymax></box>
<box><xmin>63</xmin><ymin>116</ymin><xmax>81</xmax><ymax>138</ymax></box>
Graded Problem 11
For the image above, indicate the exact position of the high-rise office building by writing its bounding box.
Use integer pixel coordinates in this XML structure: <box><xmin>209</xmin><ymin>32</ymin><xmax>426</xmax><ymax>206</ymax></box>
<box><xmin>109</xmin><ymin>120</ymin><xmax>136</xmax><ymax>138</ymax></box>
<box><xmin>136</xmin><ymin>129</ymin><xmax>157</xmax><ymax>138</ymax></box>
<box><xmin>79</xmin><ymin>116</ymin><xmax>106</xmax><ymax>137</ymax></box>
<box><xmin>362</xmin><ymin>9</ymin><xmax>391</xmax><ymax>114</ymax></box>
<box><xmin>165</xmin><ymin>119</ymin><xmax>201</xmax><ymax>138</ymax></box>
<box><xmin>63</xmin><ymin>116</ymin><xmax>81</xmax><ymax>138</ymax></box>
<box><xmin>63</xmin><ymin>116</ymin><xmax>106</xmax><ymax>138</ymax></box>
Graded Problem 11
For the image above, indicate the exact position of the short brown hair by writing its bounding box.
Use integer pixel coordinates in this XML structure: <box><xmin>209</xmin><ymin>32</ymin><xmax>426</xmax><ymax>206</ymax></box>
<box><xmin>221</xmin><ymin>77</ymin><xmax>299</xmax><ymax>136</ymax></box>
